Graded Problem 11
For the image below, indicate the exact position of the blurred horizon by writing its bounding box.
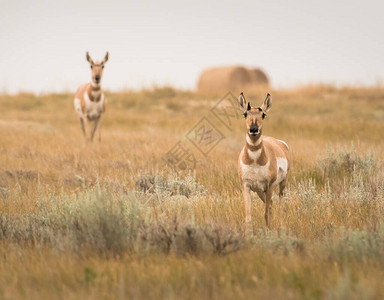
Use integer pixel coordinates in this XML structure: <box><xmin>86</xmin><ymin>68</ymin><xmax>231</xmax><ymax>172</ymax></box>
<box><xmin>1</xmin><ymin>0</ymin><xmax>384</xmax><ymax>94</ymax></box>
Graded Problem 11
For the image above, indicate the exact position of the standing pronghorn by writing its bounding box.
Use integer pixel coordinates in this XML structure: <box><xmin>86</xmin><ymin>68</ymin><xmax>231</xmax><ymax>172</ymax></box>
<box><xmin>74</xmin><ymin>51</ymin><xmax>109</xmax><ymax>142</ymax></box>
<box><xmin>238</xmin><ymin>92</ymin><xmax>289</xmax><ymax>233</ymax></box>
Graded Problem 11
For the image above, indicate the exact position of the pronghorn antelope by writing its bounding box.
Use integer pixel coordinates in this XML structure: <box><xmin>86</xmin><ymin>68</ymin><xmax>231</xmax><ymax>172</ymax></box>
<box><xmin>238</xmin><ymin>92</ymin><xmax>289</xmax><ymax>232</ymax></box>
<box><xmin>74</xmin><ymin>51</ymin><xmax>109</xmax><ymax>142</ymax></box>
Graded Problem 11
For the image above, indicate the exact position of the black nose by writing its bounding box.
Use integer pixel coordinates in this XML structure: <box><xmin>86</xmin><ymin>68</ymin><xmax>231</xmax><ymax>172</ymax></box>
<box><xmin>249</xmin><ymin>126</ymin><xmax>259</xmax><ymax>134</ymax></box>
<box><xmin>249</xmin><ymin>127</ymin><xmax>258</xmax><ymax>133</ymax></box>
<box><xmin>95</xmin><ymin>75</ymin><xmax>100</xmax><ymax>81</ymax></box>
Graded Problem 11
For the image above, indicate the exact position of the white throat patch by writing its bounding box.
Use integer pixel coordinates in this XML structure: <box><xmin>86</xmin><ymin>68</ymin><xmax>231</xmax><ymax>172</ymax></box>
<box><xmin>247</xmin><ymin>148</ymin><xmax>262</xmax><ymax>161</ymax></box>
<box><xmin>246</xmin><ymin>135</ymin><xmax>262</xmax><ymax>146</ymax></box>
<box><xmin>91</xmin><ymin>82</ymin><xmax>101</xmax><ymax>88</ymax></box>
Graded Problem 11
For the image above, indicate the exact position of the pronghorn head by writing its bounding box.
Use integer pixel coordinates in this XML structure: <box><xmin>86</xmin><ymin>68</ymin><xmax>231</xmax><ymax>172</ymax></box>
<box><xmin>86</xmin><ymin>52</ymin><xmax>109</xmax><ymax>85</ymax></box>
<box><xmin>238</xmin><ymin>92</ymin><xmax>272</xmax><ymax>137</ymax></box>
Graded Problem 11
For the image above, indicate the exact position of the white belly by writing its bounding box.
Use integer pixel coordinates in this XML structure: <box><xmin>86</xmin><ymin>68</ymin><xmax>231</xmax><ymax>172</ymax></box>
<box><xmin>74</xmin><ymin>98</ymin><xmax>82</xmax><ymax>117</ymax></box>
<box><xmin>240</xmin><ymin>147</ymin><xmax>288</xmax><ymax>191</ymax></box>
<box><xmin>273</xmin><ymin>157</ymin><xmax>288</xmax><ymax>187</ymax></box>
<box><xmin>240</xmin><ymin>159</ymin><xmax>271</xmax><ymax>192</ymax></box>
<box><xmin>74</xmin><ymin>92</ymin><xmax>105</xmax><ymax>120</ymax></box>
<box><xmin>85</xmin><ymin>100</ymin><xmax>104</xmax><ymax>120</ymax></box>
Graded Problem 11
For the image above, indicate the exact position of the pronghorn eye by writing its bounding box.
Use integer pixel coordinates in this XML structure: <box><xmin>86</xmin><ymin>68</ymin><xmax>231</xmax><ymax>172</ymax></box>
<box><xmin>90</xmin><ymin>65</ymin><xmax>93</xmax><ymax>69</ymax></box>
<box><xmin>102</xmin><ymin>65</ymin><xmax>104</xmax><ymax>69</ymax></box>
<box><xmin>243</xmin><ymin>112</ymin><xmax>247</xmax><ymax>118</ymax></box>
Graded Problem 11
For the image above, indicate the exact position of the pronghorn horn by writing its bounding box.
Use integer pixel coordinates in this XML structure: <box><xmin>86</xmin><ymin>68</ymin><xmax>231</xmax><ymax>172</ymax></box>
<box><xmin>261</xmin><ymin>93</ymin><xmax>272</xmax><ymax>112</ymax></box>
<box><xmin>247</xmin><ymin>102</ymin><xmax>251</xmax><ymax>111</ymax></box>
<box><xmin>102</xmin><ymin>52</ymin><xmax>109</xmax><ymax>64</ymax></box>
<box><xmin>238</xmin><ymin>92</ymin><xmax>247</xmax><ymax>110</ymax></box>
<box><xmin>86</xmin><ymin>52</ymin><xmax>94</xmax><ymax>64</ymax></box>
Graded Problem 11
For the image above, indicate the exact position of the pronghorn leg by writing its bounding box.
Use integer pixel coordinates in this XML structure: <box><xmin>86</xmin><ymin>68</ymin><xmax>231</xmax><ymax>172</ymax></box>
<box><xmin>90</xmin><ymin>117</ymin><xmax>100</xmax><ymax>142</ymax></box>
<box><xmin>256</xmin><ymin>190</ymin><xmax>266</xmax><ymax>204</ymax></box>
<box><xmin>242</xmin><ymin>185</ymin><xmax>253</xmax><ymax>235</ymax></box>
<box><xmin>264</xmin><ymin>188</ymin><xmax>273</xmax><ymax>229</ymax></box>
<box><xmin>84</xmin><ymin>118</ymin><xmax>91</xmax><ymax>142</ymax></box>
<box><xmin>278</xmin><ymin>180</ymin><xmax>287</xmax><ymax>229</ymax></box>
<box><xmin>98</xmin><ymin>117</ymin><xmax>102</xmax><ymax>142</ymax></box>
<box><xmin>80</xmin><ymin>117</ymin><xmax>89</xmax><ymax>141</ymax></box>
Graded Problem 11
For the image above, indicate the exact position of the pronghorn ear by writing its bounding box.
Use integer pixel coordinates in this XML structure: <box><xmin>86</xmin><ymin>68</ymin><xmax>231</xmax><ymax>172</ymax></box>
<box><xmin>238</xmin><ymin>92</ymin><xmax>247</xmax><ymax>110</ymax></box>
<box><xmin>86</xmin><ymin>52</ymin><xmax>94</xmax><ymax>65</ymax></box>
<box><xmin>102</xmin><ymin>52</ymin><xmax>109</xmax><ymax>64</ymax></box>
<box><xmin>261</xmin><ymin>93</ymin><xmax>272</xmax><ymax>113</ymax></box>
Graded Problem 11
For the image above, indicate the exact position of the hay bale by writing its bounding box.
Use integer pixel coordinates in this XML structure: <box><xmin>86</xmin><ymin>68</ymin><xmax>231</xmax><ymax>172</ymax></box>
<box><xmin>249</xmin><ymin>68</ymin><xmax>269</xmax><ymax>86</ymax></box>
<box><xmin>197</xmin><ymin>66</ymin><xmax>269</xmax><ymax>94</ymax></box>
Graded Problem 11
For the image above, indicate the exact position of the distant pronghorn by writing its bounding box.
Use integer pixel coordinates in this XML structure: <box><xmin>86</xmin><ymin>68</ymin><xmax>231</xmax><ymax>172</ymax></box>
<box><xmin>238</xmin><ymin>92</ymin><xmax>289</xmax><ymax>232</ymax></box>
<box><xmin>74</xmin><ymin>51</ymin><xmax>109</xmax><ymax>142</ymax></box>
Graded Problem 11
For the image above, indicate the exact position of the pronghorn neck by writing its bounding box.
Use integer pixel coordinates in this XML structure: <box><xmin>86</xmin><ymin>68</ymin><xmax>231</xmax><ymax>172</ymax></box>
<box><xmin>245</xmin><ymin>134</ymin><xmax>263</xmax><ymax>151</ymax></box>
<box><xmin>243</xmin><ymin>133</ymin><xmax>267</xmax><ymax>165</ymax></box>
<box><xmin>91</xmin><ymin>81</ymin><xmax>101</xmax><ymax>89</ymax></box>
<box><xmin>87</xmin><ymin>82</ymin><xmax>102</xmax><ymax>102</ymax></box>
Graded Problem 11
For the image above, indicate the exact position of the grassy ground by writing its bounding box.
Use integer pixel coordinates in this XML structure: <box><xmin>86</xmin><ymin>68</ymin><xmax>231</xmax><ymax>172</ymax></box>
<box><xmin>0</xmin><ymin>86</ymin><xmax>383</xmax><ymax>299</ymax></box>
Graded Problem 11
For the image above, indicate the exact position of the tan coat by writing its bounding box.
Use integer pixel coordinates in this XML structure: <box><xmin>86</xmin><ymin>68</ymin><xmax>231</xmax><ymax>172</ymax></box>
<box><xmin>238</xmin><ymin>93</ymin><xmax>290</xmax><ymax>232</ymax></box>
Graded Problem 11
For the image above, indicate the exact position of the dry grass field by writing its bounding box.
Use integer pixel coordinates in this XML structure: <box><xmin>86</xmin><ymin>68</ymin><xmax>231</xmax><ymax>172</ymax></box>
<box><xmin>0</xmin><ymin>86</ymin><xmax>383</xmax><ymax>299</ymax></box>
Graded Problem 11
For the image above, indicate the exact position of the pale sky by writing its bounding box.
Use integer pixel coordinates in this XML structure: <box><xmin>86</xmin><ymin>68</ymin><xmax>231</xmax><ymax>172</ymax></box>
<box><xmin>1</xmin><ymin>0</ymin><xmax>384</xmax><ymax>94</ymax></box>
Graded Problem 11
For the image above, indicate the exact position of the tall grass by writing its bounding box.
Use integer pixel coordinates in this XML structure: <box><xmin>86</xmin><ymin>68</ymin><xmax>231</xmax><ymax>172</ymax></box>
<box><xmin>0</xmin><ymin>86</ymin><xmax>383</xmax><ymax>299</ymax></box>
